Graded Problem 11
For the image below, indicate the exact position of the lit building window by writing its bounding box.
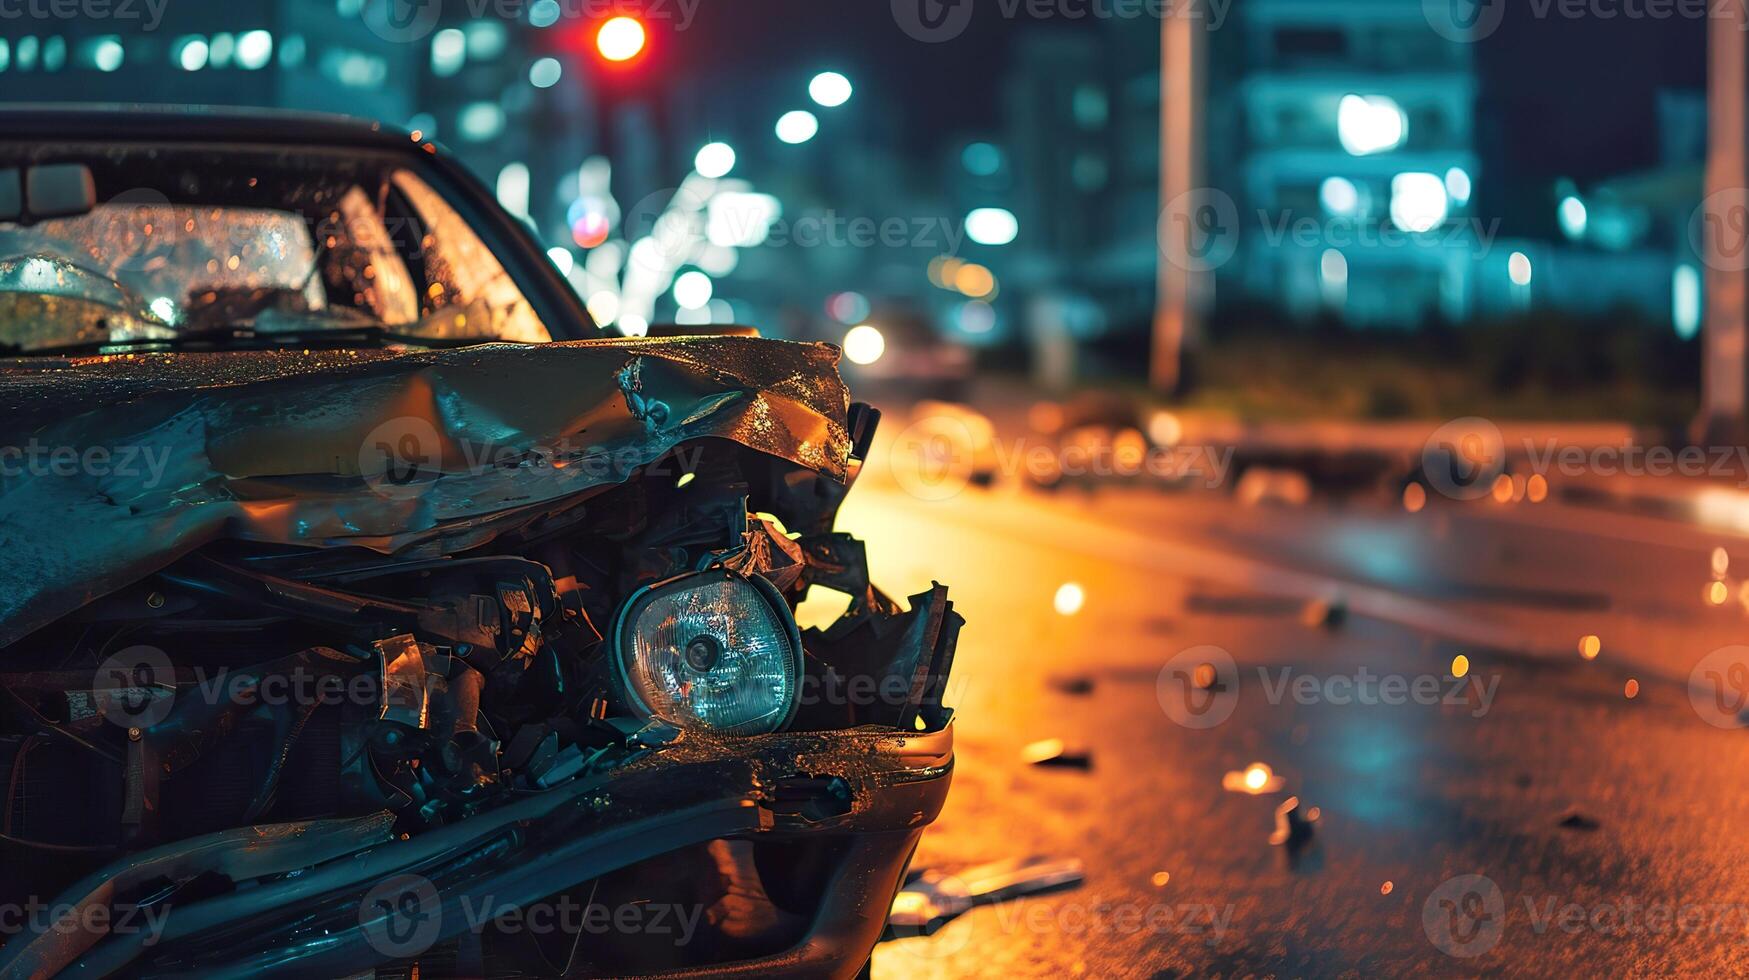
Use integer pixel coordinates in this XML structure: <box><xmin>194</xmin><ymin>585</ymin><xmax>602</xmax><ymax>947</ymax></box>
<box><xmin>1338</xmin><ymin>94</ymin><xmax>1406</xmax><ymax>156</ymax></box>
<box><xmin>82</xmin><ymin>36</ymin><xmax>123</xmax><ymax>72</ymax></box>
<box><xmin>1508</xmin><ymin>251</ymin><xmax>1533</xmax><ymax>287</ymax></box>
<box><xmin>173</xmin><ymin>36</ymin><xmax>208</xmax><ymax>72</ymax></box>
<box><xmin>236</xmin><ymin>30</ymin><xmax>273</xmax><ymax>70</ymax></box>
<box><xmin>529</xmin><ymin>56</ymin><xmax>562</xmax><ymax>88</ymax></box>
<box><xmin>431</xmin><ymin>28</ymin><xmax>465</xmax><ymax>77</ymax></box>
<box><xmin>1445</xmin><ymin>167</ymin><xmax>1472</xmax><ymax>205</ymax></box>
<box><xmin>1389</xmin><ymin>172</ymin><xmax>1448</xmax><ymax>233</ymax></box>
<box><xmin>1558</xmin><ymin>195</ymin><xmax>1588</xmax><ymax>241</ymax></box>
<box><xmin>279</xmin><ymin>34</ymin><xmax>306</xmax><ymax>69</ymax></box>
<box><xmin>467</xmin><ymin>21</ymin><xmax>507</xmax><ymax>59</ymax></box>
<box><xmin>1674</xmin><ymin>264</ymin><xmax>1701</xmax><ymax>339</ymax></box>
<box><xmin>1320</xmin><ymin>176</ymin><xmax>1361</xmax><ymax>217</ymax></box>
<box><xmin>458</xmin><ymin>102</ymin><xmax>506</xmax><ymax>142</ymax></box>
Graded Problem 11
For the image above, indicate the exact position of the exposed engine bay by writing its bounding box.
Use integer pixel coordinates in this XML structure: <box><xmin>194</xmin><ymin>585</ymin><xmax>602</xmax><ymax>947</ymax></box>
<box><xmin>0</xmin><ymin>337</ymin><xmax>960</xmax><ymax>978</ymax></box>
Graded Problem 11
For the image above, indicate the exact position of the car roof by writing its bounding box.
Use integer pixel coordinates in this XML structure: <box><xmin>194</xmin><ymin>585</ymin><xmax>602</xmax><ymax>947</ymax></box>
<box><xmin>0</xmin><ymin>104</ymin><xmax>420</xmax><ymax>152</ymax></box>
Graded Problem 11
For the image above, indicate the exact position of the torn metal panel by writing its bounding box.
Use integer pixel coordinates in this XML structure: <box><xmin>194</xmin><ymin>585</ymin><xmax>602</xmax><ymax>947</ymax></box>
<box><xmin>0</xmin><ymin>336</ymin><xmax>851</xmax><ymax>649</ymax></box>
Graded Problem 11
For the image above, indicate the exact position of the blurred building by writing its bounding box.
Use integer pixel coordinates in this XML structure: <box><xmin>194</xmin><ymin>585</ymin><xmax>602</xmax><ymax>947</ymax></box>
<box><xmin>989</xmin><ymin>24</ymin><xmax>1160</xmax><ymax>366</ymax></box>
<box><xmin>0</xmin><ymin>1</ymin><xmax>414</xmax><ymax>126</ymax></box>
<box><xmin>991</xmin><ymin>1</ymin><xmax>1690</xmax><ymax>348</ymax></box>
<box><xmin>1218</xmin><ymin>0</ymin><xmax>1482</xmax><ymax>327</ymax></box>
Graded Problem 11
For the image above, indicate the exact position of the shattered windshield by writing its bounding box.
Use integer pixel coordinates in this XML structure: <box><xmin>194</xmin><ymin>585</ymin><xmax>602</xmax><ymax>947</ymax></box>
<box><xmin>0</xmin><ymin>143</ymin><xmax>553</xmax><ymax>351</ymax></box>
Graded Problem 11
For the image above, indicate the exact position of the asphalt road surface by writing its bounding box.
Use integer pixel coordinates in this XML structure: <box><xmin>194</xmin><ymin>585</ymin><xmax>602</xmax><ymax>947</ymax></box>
<box><xmin>833</xmin><ymin>443</ymin><xmax>1749</xmax><ymax>978</ymax></box>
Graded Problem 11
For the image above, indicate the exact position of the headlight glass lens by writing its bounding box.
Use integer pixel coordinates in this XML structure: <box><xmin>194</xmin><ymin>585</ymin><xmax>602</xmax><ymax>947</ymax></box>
<box><xmin>613</xmin><ymin>571</ymin><xmax>802</xmax><ymax>735</ymax></box>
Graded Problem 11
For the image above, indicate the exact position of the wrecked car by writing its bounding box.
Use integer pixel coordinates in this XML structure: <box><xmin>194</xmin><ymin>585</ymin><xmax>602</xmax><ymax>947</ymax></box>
<box><xmin>0</xmin><ymin>108</ymin><xmax>960</xmax><ymax>979</ymax></box>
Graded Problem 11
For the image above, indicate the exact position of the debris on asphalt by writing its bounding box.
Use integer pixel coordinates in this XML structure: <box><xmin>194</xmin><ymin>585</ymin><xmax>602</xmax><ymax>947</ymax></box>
<box><xmin>1150</xmin><ymin>871</ymin><xmax>1172</xmax><ymax>887</ymax></box>
<box><xmin>1557</xmin><ymin>810</ymin><xmax>1601</xmax><ymax>832</ymax></box>
<box><xmin>1380</xmin><ymin>881</ymin><xmax>1394</xmax><ymax>896</ymax></box>
<box><xmin>1048</xmin><ymin>674</ymin><xmax>1096</xmax><ymax>696</ymax></box>
<box><xmin>884</xmin><ymin>855</ymin><xmax>1087</xmax><ymax>940</ymax></box>
<box><xmin>1237</xmin><ymin>467</ymin><xmax>1312</xmax><ymax>508</ymax></box>
<box><xmin>1224</xmin><ymin>761</ymin><xmax>1285</xmax><ymax>795</ymax></box>
<box><xmin>1301</xmin><ymin>594</ymin><xmax>1348</xmax><ymax>630</ymax></box>
<box><xmin>1022</xmin><ymin>737</ymin><xmax>1093</xmax><ymax>769</ymax></box>
<box><xmin>1269</xmin><ymin>796</ymin><xmax>1319</xmax><ymax>852</ymax></box>
<box><xmin>1187</xmin><ymin>593</ymin><xmax>1304</xmax><ymax>616</ymax></box>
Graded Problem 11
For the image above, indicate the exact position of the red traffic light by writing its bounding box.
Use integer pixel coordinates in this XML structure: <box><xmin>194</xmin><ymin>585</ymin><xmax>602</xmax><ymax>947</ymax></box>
<box><xmin>596</xmin><ymin>16</ymin><xmax>647</xmax><ymax>62</ymax></box>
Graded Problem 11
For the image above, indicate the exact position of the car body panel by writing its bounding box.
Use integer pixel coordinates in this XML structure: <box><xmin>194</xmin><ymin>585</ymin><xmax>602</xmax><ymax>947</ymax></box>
<box><xmin>0</xmin><ymin>336</ymin><xmax>852</xmax><ymax>649</ymax></box>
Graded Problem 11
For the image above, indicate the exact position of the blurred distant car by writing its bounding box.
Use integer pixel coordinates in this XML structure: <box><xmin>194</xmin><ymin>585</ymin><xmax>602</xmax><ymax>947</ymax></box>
<box><xmin>835</xmin><ymin>308</ymin><xmax>973</xmax><ymax>402</ymax></box>
<box><xmin>1023</xmin><ymin>391</ymin><xmax>1162</xmax><ymax>491</ymax></box>
<box><xmin>892</xmin><ymin>400</ymin><xmax>1002</xmax><ymax>490</ymax></box>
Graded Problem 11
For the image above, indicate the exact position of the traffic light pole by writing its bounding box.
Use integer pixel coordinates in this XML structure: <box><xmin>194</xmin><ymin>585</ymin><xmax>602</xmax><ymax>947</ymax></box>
<box><xmin>1152</xmin><ymin>0</ymin><xmax>1206</xmax><ymax>394</ymax></box>
<box><xmin>1698</xmin><ymin>4</ymin><xmax>1748</xmax><ymax>444</ymax></box>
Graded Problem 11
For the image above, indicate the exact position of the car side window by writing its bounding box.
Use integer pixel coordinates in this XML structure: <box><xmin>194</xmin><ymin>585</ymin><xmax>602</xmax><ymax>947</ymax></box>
<box><xmin>391</xmin><ymin>169</ymin><xmax>551</xmax><ymax>344</ymax></box>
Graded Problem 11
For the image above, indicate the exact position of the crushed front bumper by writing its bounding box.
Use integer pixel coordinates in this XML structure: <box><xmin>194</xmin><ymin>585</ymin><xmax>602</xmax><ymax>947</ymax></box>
<box><xmin>9</xmin><ymin>723</ymin><xmax>953</xmax><ymax>980</ymax></box>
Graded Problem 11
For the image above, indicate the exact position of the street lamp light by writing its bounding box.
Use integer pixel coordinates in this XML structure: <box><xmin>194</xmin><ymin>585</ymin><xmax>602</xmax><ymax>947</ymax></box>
<box><xmin>808</xmin><ymin>71</ymin><xmax>852</xmax><ymax>107</ymax></box>
<box><xmin>775</xmin><ymin>110</ymin><xmax>819</xmax><ymax>145</ymax></box>
<box><xmin>964</xmin><ymin>207</ymin><xmax>1019</xmax><ymax>246</ymax></box>
<box><xmin>694</xmin><ymin>142</ymin><xmax>736</xmax><ymax>178</ymax></box>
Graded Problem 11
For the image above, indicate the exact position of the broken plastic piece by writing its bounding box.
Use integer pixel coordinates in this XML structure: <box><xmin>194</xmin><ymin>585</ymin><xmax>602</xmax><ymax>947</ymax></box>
<box><xmin>1021</xmin><ymin>738</ymin><xmax>1092</xmax><ymax>769</ymax></box>
<box><xmin>1269</xmin><ymin>795</ymin><xmax>1319</xmax><ymax>852</ymax></box>
<box><xmin>885</xmin><ymin>855</ymin><xmax>1086</xmax><ymax>938</ymax></box>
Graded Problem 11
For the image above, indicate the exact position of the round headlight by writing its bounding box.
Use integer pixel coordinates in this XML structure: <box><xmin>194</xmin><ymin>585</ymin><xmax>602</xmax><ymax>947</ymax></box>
<box><xmin>610</xmin><ymin>570</ymin><xmax>804</xmax><ymax>735</ymax></box>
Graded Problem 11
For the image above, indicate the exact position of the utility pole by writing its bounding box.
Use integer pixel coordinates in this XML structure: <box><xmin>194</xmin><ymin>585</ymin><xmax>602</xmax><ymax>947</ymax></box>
<box><xmin>1698</xmin><ymin>3</ymin><xmax>1748</xmax><ymax>444</ymax></box>
<box><xmin>1152</xmin><ymin>0</ymin><xmax>1207</xmax><ymax>393</ymax></box>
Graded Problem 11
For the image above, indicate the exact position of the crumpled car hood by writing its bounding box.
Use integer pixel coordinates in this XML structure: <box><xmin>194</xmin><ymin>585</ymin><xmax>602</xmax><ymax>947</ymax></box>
<box><xmin>0</xmin><ymin>336</ymin><xmax>851</xmax><ymax>648</ymax></box>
